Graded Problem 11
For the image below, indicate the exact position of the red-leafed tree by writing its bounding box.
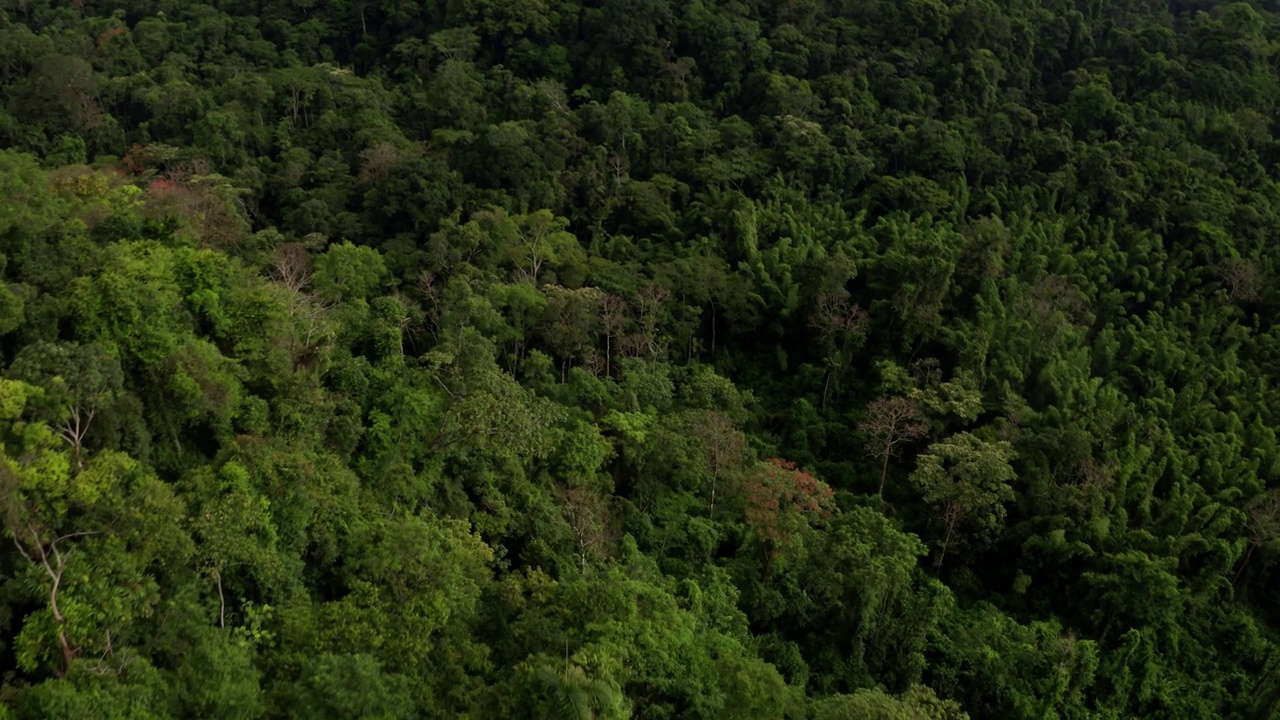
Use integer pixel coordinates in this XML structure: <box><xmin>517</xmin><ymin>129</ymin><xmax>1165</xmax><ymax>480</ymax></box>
<box><xmin>740</xmin><ymin>458</ymin><xmax>835</xmax><ymax>577</ymax></box>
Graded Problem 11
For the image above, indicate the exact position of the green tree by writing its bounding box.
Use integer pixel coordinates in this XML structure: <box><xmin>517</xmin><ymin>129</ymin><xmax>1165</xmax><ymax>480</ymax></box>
<box><xmin>7</xmin><ymin>341</ymin><xmax>124</xmax><ymax>467</ymax></box>
<box><xmin>810</xmin><ymin>685</ymin><xmax>968</xmax><ymax>720</ymax></box>
<box><xmin>277</xmin><ymin>653</ymin><xmax>414</xmax><ymax>720</ymax></box>
<box><xmin>0</xmin><ymin>380</ymin><xmax>192</xmax><ymax>678</ymax></box>
<box><xmin>910</xmin><ymin>433</ymin><xmax>1016</xmax><ymax>568</ymax></box>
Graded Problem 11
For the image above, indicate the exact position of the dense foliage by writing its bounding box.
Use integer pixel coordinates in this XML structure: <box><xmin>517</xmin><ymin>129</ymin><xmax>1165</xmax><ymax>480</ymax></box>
<box><xmin>2</xmin><ymin>0</ymin><xmax>1280</xmax><ymax>716</ymax></box>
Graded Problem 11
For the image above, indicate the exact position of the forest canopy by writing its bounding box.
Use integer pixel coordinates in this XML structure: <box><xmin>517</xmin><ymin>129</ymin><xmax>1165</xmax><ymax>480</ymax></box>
<box><xmin>1</xmin><ymin>0</ymin><xmax>1280</xmax><ymax>717</ymax></box>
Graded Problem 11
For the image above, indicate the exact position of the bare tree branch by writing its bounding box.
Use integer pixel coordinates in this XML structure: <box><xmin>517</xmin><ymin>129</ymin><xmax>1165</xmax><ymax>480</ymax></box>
<box><xmin>859</xmin><ymin>396</ymin><xmax>928</xmax><ymax>498</ymax></box>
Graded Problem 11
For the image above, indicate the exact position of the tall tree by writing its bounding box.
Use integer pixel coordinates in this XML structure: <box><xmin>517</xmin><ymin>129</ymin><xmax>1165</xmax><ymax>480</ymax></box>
<box><xmin>859</xmin><ymin>395</ymin><xmax>928</xmax><ymax>498</ymax></box>
<box><xmin>910</xmin><ymin>432</ymin><xmax>1017</xmax><ymax>568</ymax></box>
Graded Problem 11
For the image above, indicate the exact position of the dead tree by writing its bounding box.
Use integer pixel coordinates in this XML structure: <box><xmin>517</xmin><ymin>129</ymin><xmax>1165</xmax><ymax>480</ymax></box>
<box><xmin>859</xmin><ymin>396</ymin><xmax>928</xmax><ymax>498</ymax></box>
<box><xmin>1235</xmin><ymin>489</ymin><xmax>1280</xmax><ymax>584</ymax></box>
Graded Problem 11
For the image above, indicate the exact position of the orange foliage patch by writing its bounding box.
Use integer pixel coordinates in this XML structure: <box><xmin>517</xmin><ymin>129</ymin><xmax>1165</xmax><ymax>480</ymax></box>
<box><xmin>743</xmin><ymin>458</ymin><xmax>835</xmax><ymax>544</ymax></box>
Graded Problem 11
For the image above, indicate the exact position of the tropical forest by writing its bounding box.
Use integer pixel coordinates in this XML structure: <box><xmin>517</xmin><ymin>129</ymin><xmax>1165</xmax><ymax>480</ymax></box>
<box><xmin>0</xmin><ymin>0</ymin><xmax>1279</xmax><ymax>717</ymax></box>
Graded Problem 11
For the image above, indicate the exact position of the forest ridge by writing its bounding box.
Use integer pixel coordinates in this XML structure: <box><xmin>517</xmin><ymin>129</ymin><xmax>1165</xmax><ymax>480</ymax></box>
<box><xmin>0</xmin><ymin>0</ymin><xmax>1278</xmax><ymax>717</ymax></box>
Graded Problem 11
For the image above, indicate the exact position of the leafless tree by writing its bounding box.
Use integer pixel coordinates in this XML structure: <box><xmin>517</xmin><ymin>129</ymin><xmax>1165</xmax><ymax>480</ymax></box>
<box><xmin>270</xmin><ymin>243</ymin><xmax>314</xmax><ymax>292</ymax></box>
<box><xmin>608</xmin><ymin>155</ymin><xmax>629</xmax><ymax>188</ymax></box>
<box><xmin>935</xmin><ymin>496</ymin><xmax>966</xmax><ymax>570</ymax></box>
<box><xmin>634</xmin><ymin>282</ymin><xmax>671</xmax><ymax>360</ymax></box>
<box><xmin>1219</xmin><ymin>258</ymin><xmax>1264</xmax><ymax>303</ymax></box>
<box><xmin>859</xmin><ymin>396</ymin><xmax>929</xmax><ymax>498</ymax></box>
<box><xmin>1047</xmin><ymin>456</ymin><xmax>1114</xmax><ymax>517</ymax></box>
<box><xmin>72</xmin><ymin>92</ymin><xmax>103</xmax><ymax>131</ymax></box>
<box><xmin>583</xmin><ymin>350</ymin><xmax>607</xmax><ymax>378</ymax></box>
<box><xmin>416</xmin><ymin>270</ymin><xmax>442</xmax><ymax>342</ymax></box>
<box><xmin>163</xmin><ymin>158</ymin><xmax>211</xmax><ymax>185</ymax></box>
<box><xmin>599</xmin><ymin>293</ymin><xmax>630</xmax><ymax>377</ymax></box>
<box><xmin>617</xmin><ymin>332</ymin><xmax>649</xmax><ymax>360</ymax></box>
<box><xmin>557</xmin><ymin>486</ymin><xmax>617</xmax><ymax>573</ymax></box>
<box><xmin>810</xmin><ymin>292</ymin><xmax>869</xmax><ymax>406</ymax></box>
<box><xmin>57</xmin><ymin>404</ymin><xmax>96</xmax><ymax>470</ymax></box>
<box><xmin>1029</xmin><ymin>275</ymin><xmax>1089</xmax><ymax>324</ymax></box>
<box><xmin>1235</xmin><ymin>489</ymin><xmax>1280</xmax><ymax>584</ymax></box>
<box><xmin>689</xmin><ymin>410</ymin><xmax>748</xmax><ymax>520</ymax></box>
<box><xmin>358</xmin><ymin>142</ymin><xmax>400</xmax><ymax>184</ymax></box>
<box><xmin>809</xmin><ymin>291</ymin><xmax>869</xmax><ymax>345</ymax></box>
<box><xmin>267</xmin><ymin>243</ymin><xmax>335</xmax><ymax>369</ymax></box>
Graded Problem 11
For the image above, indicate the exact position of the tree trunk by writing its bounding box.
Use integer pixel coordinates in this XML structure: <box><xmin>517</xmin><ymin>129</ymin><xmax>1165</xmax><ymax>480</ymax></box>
<box><xmin>1234</xmin><ymin>542</ymin><xmax>1259</xmax><ymax>585</ymax></box>
<box><xmin>710</xmin><ymin>306</ymin><xmax>717</xmax><ymax>356</ymax></box>
<box><xmin>34</xmin><ymin>538</ymin><xmax>75</xmax><ymax>676</ymax></box>
<box><xmin>935</xmin><ymin>518</ymin><xmax>955</xmax><ymax>570</ymax></box>
<box><xmin>215</xmin><ymin>569</ymin><xmax>226</xmax><ymax>628</ymax></box>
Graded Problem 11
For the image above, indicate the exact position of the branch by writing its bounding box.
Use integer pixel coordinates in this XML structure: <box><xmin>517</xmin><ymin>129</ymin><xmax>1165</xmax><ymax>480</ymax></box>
<box><xmin>10</xmin><ymin>531</ymin><xmax>33</xmax><ymax>564</ymax></box>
